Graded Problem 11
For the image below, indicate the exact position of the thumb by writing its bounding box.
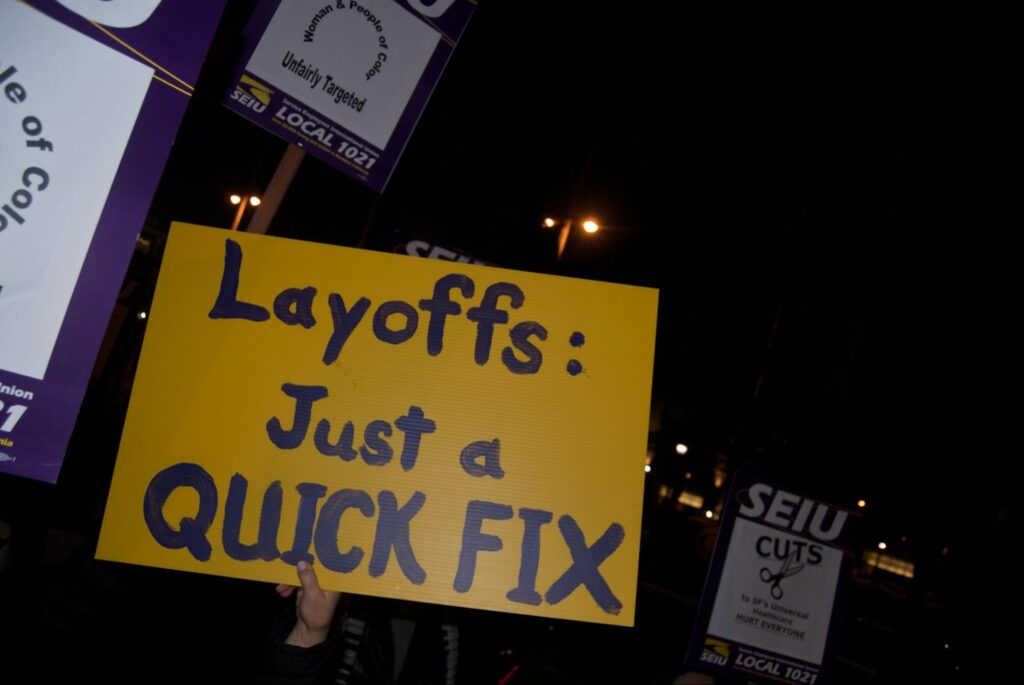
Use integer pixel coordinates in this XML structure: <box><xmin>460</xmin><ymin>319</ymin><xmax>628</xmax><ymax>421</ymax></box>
<box><xmin>296</xmin><ymin>559</ymin><xmax>321</xmax><ymax>594</ymax></box>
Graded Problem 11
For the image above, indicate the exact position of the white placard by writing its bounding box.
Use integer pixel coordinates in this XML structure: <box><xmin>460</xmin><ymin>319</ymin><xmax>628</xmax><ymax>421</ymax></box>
<box><xmin>707</xmin><ymin>518</ymin><xmax>843</xmax><ymax>665</ymax></box>
<box><xmin>245</xmin><ymin>0</ymin><xmax>440</xmax><ymax>149</ymax></box>
<box><xmin>0</xmin><ymin>2</ymin><xmax>152</xmax><ymax>379</ymax></box>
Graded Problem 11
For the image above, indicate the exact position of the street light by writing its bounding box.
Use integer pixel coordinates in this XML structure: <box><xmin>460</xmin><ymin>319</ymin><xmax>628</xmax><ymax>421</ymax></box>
<box><xmin>542</xmin><ymin>216</ymin><xmax>600</xmax><ymax>259</ymax></box>
<box><xmin>229</xmin><ymin>194</ymin><xmax>261</xmax><ymax>231</ymax></box>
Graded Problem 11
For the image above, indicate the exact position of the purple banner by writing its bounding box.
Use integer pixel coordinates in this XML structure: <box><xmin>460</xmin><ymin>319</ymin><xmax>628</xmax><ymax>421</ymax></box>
<box><xmin>685</xmin><ymin>472</ymin><xmax>858</xmax><ymax>685</ymax></box>
<box><xmin>223</xmin><ymin>0</ymin><xmax>474</xmax><ymax>192</ymax></box>
<box><xmin>0</xmin><ymin>0</ymin><xmax>226</xmax><ymax>482</ymax></box>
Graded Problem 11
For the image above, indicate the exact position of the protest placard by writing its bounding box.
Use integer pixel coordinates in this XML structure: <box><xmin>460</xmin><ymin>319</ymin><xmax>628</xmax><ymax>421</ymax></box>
<box><xmin>0</xmin><ymin>0</ymin><xmax>225</xmax><ymax>482</ymax></box>
<box><xmin>98</xmin><ymin>223</ymin><xmax>658</xmax><ymax>625</ymax></box>
<box><xmin>687</xmin><ymin>472</ymin><xmax>858</xmax><ymax>682</ymax></box>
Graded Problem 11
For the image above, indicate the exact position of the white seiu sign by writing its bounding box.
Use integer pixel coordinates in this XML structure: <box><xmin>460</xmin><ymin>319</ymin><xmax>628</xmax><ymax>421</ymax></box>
<box><xmin>706</xmin><ymin>484</ymin><xmax>849</xmax><ymax>665</ymax></box>
<box><xmin>244</xmin><ymin>0</ymin><xmax>441</xmax><ymax>149</ymax></box>
<box><xmin>0</xmin><ymin>1</ymin><xmax>152</xmax><ymax>379</ymax></box>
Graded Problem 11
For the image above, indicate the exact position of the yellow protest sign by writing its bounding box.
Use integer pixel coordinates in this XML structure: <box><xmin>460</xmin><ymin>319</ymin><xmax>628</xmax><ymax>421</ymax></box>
<box><xmin>97</xmin><ymin>222</ymin><xmax>658</xmax><ymax>626</ymax></box>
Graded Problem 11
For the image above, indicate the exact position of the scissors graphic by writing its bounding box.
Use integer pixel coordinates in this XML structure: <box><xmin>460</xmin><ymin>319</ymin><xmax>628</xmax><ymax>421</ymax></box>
<box><xmin>760</xmin><ymin>552</ymin><xmax>805</xmax><ymax>599</ymax></box>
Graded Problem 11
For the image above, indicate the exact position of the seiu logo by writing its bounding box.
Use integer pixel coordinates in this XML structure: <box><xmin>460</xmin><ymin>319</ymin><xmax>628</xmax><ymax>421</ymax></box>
<box><xmin>699</xmin><ymin>638</ymin><xmax>730</xmax><ymax>666</ymax></box>
<box><xmin>738</xmin><ymin>483</ymin><xmax>848</xmax><ymax>542</ymax></box>
<box><xmin>231</xmin><ymin>76</ymin><xmax>274</xmax><ymax>114</ymax></box>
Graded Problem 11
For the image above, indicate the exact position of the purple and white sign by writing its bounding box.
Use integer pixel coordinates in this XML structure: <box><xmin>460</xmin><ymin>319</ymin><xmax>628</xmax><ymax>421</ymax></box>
<box><xmin>224</xmin><ymin>0</ymin><xmax>475</xmax><ymax>192</ymax></box>
<box><xmin>0</xmin><ymin>0</ymin><xmax>225</xmax><ymax>482</ymax></box>
<box><xmin>685</xmin><ymin>472</ymin><xmax>858</xmax><ymax>685</ymax></box>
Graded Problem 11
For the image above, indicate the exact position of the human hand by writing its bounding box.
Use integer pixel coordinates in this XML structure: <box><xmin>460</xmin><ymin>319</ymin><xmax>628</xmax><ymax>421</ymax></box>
<box><xmin>277</xmin><ymin>560</ymin><xmax>342</xmax><ymax>647</ymax></box>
